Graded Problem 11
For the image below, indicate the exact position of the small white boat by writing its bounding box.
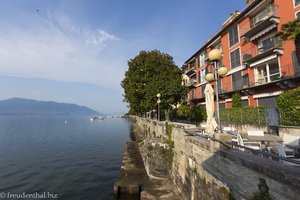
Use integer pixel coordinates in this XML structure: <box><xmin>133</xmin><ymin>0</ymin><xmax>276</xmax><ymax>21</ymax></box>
<box><xmin>90</xmin><ymin>116</ymin><xmax>104</xmax><ymax>121</ymax></box>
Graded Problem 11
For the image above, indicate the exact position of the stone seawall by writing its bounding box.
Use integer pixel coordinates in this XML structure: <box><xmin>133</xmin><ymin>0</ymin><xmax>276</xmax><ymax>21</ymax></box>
<box><xmin>113</xmin><ymin>119</ymin><xmax>182</xmax><ymax>200</ymax></box>
<box><xmin>134</xmin><ymin>116</ymin><xmax>300</xmax><ymax>200</ymax></box>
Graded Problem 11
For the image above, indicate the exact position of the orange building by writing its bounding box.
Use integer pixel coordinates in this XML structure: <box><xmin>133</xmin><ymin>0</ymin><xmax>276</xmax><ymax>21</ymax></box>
<box><xmin>182</xmin><ymin>0</ymin><xmax>300</xmax><ymax>109</ymax></box>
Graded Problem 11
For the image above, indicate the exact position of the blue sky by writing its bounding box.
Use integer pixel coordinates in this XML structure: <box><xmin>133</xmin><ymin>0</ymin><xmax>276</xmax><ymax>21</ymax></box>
<box><xmin>0</xmin><ymin>0</ymin><xmax>245</xmax><ymax>114</ymax></box>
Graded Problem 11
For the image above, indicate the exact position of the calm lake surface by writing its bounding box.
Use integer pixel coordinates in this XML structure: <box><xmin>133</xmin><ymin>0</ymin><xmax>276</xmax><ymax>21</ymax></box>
<box><xmin>0</xmin><ymin>115</ymin><xmax>131</xmax><ymax>200</ymax></box>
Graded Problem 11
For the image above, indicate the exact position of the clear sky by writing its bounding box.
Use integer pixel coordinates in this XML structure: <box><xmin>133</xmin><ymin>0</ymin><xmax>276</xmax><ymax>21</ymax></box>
<box><xmin>0</xmin><ymin>0</ymin><xmax>245</xmax><ymax>114</ymax></box>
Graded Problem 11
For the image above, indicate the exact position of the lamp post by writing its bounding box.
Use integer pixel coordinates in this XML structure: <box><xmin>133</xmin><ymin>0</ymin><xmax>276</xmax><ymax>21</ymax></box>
<box><xmin>157</xmin><ymin>93</ymin><xmax>161</xmax><ymax>121</ymax></box>
<box><xmin>206</xmin><ymin>49</ymin><xmax>228</xmax><ymax>133</ymax></box>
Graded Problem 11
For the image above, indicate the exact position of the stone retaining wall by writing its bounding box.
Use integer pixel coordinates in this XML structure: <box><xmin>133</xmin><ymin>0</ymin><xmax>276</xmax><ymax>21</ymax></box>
<box><xmin>134</xmin><ymin>116</ymin><xmax>300</xmax><ymax>200</ymax></box>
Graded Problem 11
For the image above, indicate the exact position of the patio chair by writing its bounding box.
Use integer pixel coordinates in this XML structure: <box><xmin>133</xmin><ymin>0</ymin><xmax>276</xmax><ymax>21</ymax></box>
<box><xmin>274</xmin><ymin>141</ymin><xmax>294</xmax><ymax>158</ymax></box>
<box><xmin>274</xmin><ymin>141</ymin><xmax>300</xmax><ymax>166</ymax></box>
<box><xmin>283</xmin><ymin>134</ymin><xmax>300</xmax><ymax>146</ymax></box>
<box><xmin>237</xmin><ymin>133</ymin><xmax>261</xmax><ymax>150</ymax></box>
<box><xmin>282</xmin><ymin>134</ymin><xmax>300</xmax><ymax>155</ymax></box>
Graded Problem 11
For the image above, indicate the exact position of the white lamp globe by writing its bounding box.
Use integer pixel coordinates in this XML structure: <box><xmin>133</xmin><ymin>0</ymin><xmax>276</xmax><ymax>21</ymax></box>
<box><xmin>218</xmin><ymin>67</ymin><xmax>228</xmax><ymax>77</ymax></box>
<box><xmin>208</xmin><ymin>49</ymin><xmax>222</xmax><ymax>61</ymax></box>
<box><xmin>157</xmin><ymin>93</ymin><xmax>161</xmax><ymax>98</ymax></box>
<box><xmin>205</xmin><ymin>73</ymin><xmax>214</xmax><ymax>82</ymax></box>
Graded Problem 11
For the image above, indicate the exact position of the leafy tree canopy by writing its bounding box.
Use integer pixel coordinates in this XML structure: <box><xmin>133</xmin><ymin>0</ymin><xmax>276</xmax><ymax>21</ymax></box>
<box><xmin>121</xmin><ymin>50</ymin><xmax>187</xmax><ymax>114</ymax></box>
<box><xmin>278</xmin><ymin>18</ymin><xmax>300</xmax><ymax>64</ymax></box>
<box><xmin>278</xmin><ymin>18</ymin><xmax>300</xmax><ymax>41</ymax></box>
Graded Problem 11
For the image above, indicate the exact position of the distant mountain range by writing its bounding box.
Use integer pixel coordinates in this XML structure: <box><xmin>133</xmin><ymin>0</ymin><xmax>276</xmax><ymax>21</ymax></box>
<box><xmin>0</xmin><ymin>98</ymin><xmax>100</xmax><ymax>115</ymax></box>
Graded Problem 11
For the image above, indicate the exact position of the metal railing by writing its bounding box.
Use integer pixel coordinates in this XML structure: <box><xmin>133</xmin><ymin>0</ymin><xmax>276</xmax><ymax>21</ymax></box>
<box><xmin>239</xmin><ymin>5</ymin><xmax>279</xmax><ymax>36</ymax></box>
<box><xmin>187</xmin><ymin>79</ymin><xmax>197</xmax><ymax>87</ymax></box>
<box><xmin>243</xmin><ymin>38</ymin><xmax>282</xmax><ymax>62</ymax></box>
<box><xmin>189</xmin><ymin>132</ymin><xmax>300</xmax><ymax>165</ymax></box>
<box><xmin>250</xmin><ymin>6</ymin><xmax>278</xmax><ymax>28</ymax></box>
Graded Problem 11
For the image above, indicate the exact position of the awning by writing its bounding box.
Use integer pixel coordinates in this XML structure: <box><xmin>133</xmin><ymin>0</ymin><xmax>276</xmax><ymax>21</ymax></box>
<box><xmin>227</xmin><ymin>65</ymin><xmax>246</xmax><ymax>75</ymax></box>
<box><xmin>253</xmin><ymin>91</ymin><xmax>283</xmax><ymax>99</ymax></box>
<box><xmin>225</xmin><ymin>98</ymin><xmax>232</xmax><ymax>102</ymax></box>
<box><xmin>249</xmin><ymin>24</ymin><xmax>277</xmax><ymax>41</ymax></box>
<box><xmin>249</xmin><ymin>54</ymin><xmax>277</xmax><ymax>67</ymax></box>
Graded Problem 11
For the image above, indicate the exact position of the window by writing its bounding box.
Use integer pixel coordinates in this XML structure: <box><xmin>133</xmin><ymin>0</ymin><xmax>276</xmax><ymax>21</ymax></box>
<box><xmin>232</xmin><ymin>71</ymin><xmax>243</xmax><ymax>90</ymax></box>
<box><xmin>191</xmin><ymin>89</ymin><xmax>195</xmax><ymax>100</ymax></box>
<box><xmin>198</xmin><ymin>52</ymin><xmax>207</xmax><ymax>67</ymax></box>
<box><xmin>213</xmin><ymin>43</ymin><xmax>222</xmax><ymax>51</ymax></box>
<box><xmin>219</xmin><ymin>103</ymin><xmax>226</xmax><ymax>110</ymax></box>
<box><xmin>242</xmin><ymin>99</ymin><xmax>249</xmax><ymax>106</ymax></box>
<box><xmin>295</xmin><ymin>0</ymin><xmax>300</xmax><ymax>7</ymax></box>
<box><xmin>198</xmin><ymin>67</ymin><xmax>207</xmax><ymax>84</ymax></box>
<box><xmin>258</xmin><ymin>36</ymin><xmax>280</xmax><ymax>53</ymax></box>
<box><xmin>229</xmin><ymin>26</ymin><xmax>239</xmax><ymax>47</ymax></box>
<box><xmin>257</xmin><ymin>96</ymin><xmax>277</xmax><ymax>108</ymax></box>
<box><xmin>201</xmin><ymin>85</ymin><xmax>205</xmax><ymax>98</ymax></box>
<box><xmin>255</xmin><ymin>59</ymin><xmax>280</xmax><ymax>85</ymax></box>
<box><xmin>242</xmin><ymin>74</ymin><xmax>249</xmax><ymax>88</ymax></box>
<box><xmin>292</xmin><ymin>51</ymin><xmax>300</xmax><ymax>76</ymax></box>
<box><xmin>296</xmin><ymin>11</ymin><xmax>300</xmax><ymax>19</ymax></box>
<box><xmin>230</xmin><ymin>48</ymin><xmax>241</xmax><ymax>69</ymax></box>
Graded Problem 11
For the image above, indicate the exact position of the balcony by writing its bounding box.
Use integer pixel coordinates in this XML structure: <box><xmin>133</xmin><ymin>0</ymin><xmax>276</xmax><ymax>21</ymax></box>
<box><xmin>185</xmin><ymin>67</ymin><xmax>196</xmax><ymax>77</ymax></box>
<box><xmin>243</xmin><ymin>38</ymin><xmax>283</xmax><ymax>66</ymax></box>
<box><xmin>187</xmin><ymin>79</ymin><xmax>197</xmax><ymax>88</ymax></box>
<box><xmin>241</xmin><ymin>6</ymin><xmax>279</xmax><ymax>41</ymax></box>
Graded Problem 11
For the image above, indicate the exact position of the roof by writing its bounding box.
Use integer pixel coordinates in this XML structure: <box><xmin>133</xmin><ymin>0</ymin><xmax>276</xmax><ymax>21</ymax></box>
<box><xmin>184</xmin><ymin>0</ymin><xmax>262</xmax><ymax>64</ymax></box>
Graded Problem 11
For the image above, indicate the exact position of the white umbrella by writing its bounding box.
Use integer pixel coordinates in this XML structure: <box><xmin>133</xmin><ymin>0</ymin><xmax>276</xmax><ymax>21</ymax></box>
<box><xmin>204</xmin><ymin>83</ymin><xmax>217</xmax><ymax>136</ymax></box>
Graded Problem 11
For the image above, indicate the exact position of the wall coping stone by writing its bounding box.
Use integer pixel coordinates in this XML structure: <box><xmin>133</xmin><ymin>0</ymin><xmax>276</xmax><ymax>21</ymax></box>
<box><xmin>219</xmin><ymin>149</ymin><xmax>300</xmax><ymax>188</ymax></box>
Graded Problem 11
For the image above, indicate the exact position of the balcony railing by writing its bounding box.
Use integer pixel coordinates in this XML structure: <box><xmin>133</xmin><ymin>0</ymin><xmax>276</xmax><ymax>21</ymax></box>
<box><xmin>214</xmin><ymin>63</ymin><xmax>300</xmax><ymax>96</ymax></box>
<box><xmin>243</xmin><ymin>38</ymin><xmax>283</xmax><ymax>64</ymax></box>
<box><xmin>187</xmin><ymin>79</ymin><xmax>197</xmax><ymax>88</ymax></box>
<box><xmin>250</xmin><ymin>6</ymin><xmax>277</xmax><ymax>28</ymax></box>
<box><xmin>185</xmin><ymin>67</ymin><xmax>196</xmax><ymax>77</ymax></box>
<box><xmin>240</xmin><ymin>5</ymin><xmax>279</xmax><ymax>41</ymax></box>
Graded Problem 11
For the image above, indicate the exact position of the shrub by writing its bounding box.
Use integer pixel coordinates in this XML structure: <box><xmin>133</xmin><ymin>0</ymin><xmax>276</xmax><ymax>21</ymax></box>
<box><xmin>250</xmin><ymin>192</ymin><xmax>274</xmax><ymax>200</ymax></box>
<box><xmin>232</xmin><ymin>93</ymin><xmax>242</xmax><ymax>108</ymax></box>
<box><xmin>177</xmin><ymin>105</ymin><xmax>195</xmax><ymax>120</ymax></box>
<box><xmin>176</xmin><ymin>105</ymin><xmax>207</xmax><ymax>121</ymax></box>
<box><xmin>193</xmin><ymin>106</ymin><xmax>207</xmax><ymax>121</ymax></box>
<box><xmin>277</xmin><ymin>87</ymin><xmax>300</xmax><ymax>126</ymax></box>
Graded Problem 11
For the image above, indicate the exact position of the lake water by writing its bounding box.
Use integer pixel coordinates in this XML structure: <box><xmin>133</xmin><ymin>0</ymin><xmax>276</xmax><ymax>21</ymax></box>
<box><xmin>0</xmin><ymin>115</ymin><xmax>131</xmax><ymax>200</ymax></box>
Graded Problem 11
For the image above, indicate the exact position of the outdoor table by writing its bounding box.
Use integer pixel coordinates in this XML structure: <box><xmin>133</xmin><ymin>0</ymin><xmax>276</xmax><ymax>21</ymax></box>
<box><xmin>246</xmin><ymin>134</ymin><xmax>283</xmax><ymax>149</ymax></box>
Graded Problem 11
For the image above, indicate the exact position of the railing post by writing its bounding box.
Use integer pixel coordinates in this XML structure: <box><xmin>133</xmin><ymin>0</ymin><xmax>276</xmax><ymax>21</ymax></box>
<box><xmin>240</xmin><ymin>108</ymin><xmax>243</xmax><ymax>124</ymax></box>
<box><xmin>258</xmin><ymin>108</ymin><xmax>261</xmax><ymax>125</ymax></box>
<box><xmin>227</xmin><ymin>112</ymin><xmax>229</xmax><ymax>126</ymax></box>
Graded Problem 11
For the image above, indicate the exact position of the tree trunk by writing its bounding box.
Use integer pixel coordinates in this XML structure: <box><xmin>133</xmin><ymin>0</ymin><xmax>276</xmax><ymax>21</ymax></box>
<box><xmin>295</xmin><ymin>33</ymin><xmax>300</xmax><ymax>65</ymax></box>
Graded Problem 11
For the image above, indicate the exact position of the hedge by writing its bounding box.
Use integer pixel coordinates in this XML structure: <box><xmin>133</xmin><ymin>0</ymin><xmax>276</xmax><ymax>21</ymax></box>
<box><xmin>220</xmin><ymin>107</ymin><xmax>266</xmax><ymax>124</ymax></box>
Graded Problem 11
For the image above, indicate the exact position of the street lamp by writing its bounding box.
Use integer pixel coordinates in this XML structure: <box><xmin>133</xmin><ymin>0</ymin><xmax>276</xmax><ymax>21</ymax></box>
<box><xmin>157</xmin><ymin>93</ymin><xmax>161</xmax><ymax>121</ymax></box>
<box><xmin>206</xmin><ymin>49</ymin><xmax>228</xmax><ymax>133</ymax></box>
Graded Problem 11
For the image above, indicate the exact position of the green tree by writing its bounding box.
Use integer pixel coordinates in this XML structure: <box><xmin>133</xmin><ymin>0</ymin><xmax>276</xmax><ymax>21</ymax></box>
<box><xmin>232</xmin><ymin>93</ymin><xmax>242</xmax><ymax>108</ymax></box>
<box><xmin>278</xmin><ymin>18</ymin><xmax>300</xmax><ymax>64</ymax></box>
<box><xmin>121</xmin><ymin>50</ymin><xmax>187</xmax><ymax>115</ymax></box>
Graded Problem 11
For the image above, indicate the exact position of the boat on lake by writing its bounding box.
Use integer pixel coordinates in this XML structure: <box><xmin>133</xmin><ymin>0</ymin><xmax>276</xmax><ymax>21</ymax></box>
<box><xmin>90</xmin><ymin>116</ymin><xmax>104</xmax><ymax>121</ymax></box>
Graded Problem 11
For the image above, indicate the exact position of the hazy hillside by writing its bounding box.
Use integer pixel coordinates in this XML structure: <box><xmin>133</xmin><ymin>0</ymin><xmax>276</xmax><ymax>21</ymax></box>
<box><xmin>0</xmin><ymin>98</ymin><xmax>100</xmax><ymax>115</ymax></box>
